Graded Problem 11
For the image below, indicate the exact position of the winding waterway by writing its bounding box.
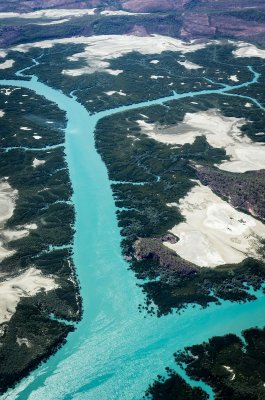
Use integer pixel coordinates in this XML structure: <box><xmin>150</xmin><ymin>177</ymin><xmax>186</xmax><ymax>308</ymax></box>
<box><xmin>1</xmin><ymin>67</ymin><xmax>265</xmax><ymax>400</ymax></box>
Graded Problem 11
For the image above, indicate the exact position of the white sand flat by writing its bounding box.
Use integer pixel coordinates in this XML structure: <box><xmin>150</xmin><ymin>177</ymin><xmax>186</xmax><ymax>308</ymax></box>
<box><xmin>165</xmin><ymin>183</ymin><xmax>265</xmax><ymax>268</ymax></box>
<box><xmin>0</xmin><ymin>267</ymin><xmax>58</xmax><ymax>323</ymax></box>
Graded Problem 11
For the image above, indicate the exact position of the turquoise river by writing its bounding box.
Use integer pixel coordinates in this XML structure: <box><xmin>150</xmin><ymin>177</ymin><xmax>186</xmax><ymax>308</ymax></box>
<box><xmin>1</xmin><ymin>66</ymin><xmax>265</xmax><ymax>400</ymax></box>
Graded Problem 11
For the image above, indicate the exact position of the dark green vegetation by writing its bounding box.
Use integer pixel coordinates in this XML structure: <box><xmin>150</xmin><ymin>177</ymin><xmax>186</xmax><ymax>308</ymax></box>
<box><xmin>0</xmin><ymin>86</ymin><xmax>81</xmax><ymax>393</ymax></box>
<box><xmin>146</xmin><ymin>327</ymin><xmax>265</xmax><ymax>400</ymax></box>
<box><xmin>5</xmin><ymin>40</ymin><xmax>264</xmax><ymax>317</ymax></box>
<box><xmin>4</xmin><ymin>41</ymin><xmax>257</xmax><ymax>114</ymax></box>
<box><xmin>144</xmin><ymin>368</ymin><xmax>208</xmax><ymax>400</ymax></box>
<box><xmin>95</xmin><ymin>77</ymin><xmax>265</xmax><ymax>314</ymax></box>
<box><xmin>175</xmin><ymin>327</ymin><xmax>265</xmax><ymax>400</ymax></box>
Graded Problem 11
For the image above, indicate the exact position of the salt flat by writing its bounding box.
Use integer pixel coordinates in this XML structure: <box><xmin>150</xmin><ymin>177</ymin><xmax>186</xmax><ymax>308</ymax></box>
<box><xmin>11</xmin><ymin>35</ymin><xmax>207</xmax><ymax>75</ymax></box>
<box><xmin>165</xmin><ymin>183</ymin><xmax>265</xmax><ymax>268</ymax></box>
<box><xmin>138</xmin><ymin>109</ymin><xmax>265</xmax><ymax>173</ymax></box>
<box><xmin>0</xmin><ymin>267</ymin><xmax>58</xmax><ymax>323</ymax></box>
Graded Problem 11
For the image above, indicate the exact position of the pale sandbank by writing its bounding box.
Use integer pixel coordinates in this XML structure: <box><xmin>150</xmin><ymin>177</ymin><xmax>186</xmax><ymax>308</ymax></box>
<box><xmin>177</xmin><ymin>60</ymin><xmax>202</xmax><ymax>70</ymax></box>
<box><xmin>0</xmin><ymin>59</ymin><xmax>14</xmax><ymax>69</ymax></box>
<box><xmin>0</xmin><ymin>267</ymin><xmax>58</xmax><ymax>324</ymax></box>
<box><xmin>10</xmin><ymin>35</ymin><xmax>207</xmax><ymax>76</ymax></box>
<box><xmin>0</xmin><ymin>9</ymin><xmax>96</xmax><ymax>20</ymax></box>
<box><xmin>32</xmin><ymin>158</ymin><xmax>46</xmax><ymax>168</ymax></box>
<box><xmin>165</xmin><ymin>183</ymin><xmax>265</xmax><ymax>268</ymax></box>
<box><xmin>137</xmin><ymin>109</ymin><xmax>265</xmax><ymax>173</ymax></box>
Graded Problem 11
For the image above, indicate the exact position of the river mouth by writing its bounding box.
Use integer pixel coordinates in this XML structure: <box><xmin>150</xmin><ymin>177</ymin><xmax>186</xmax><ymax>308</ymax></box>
<box><xmin>1</xmin><ymin>68</ymin><xmax>265</xmax><ymax>400</ymax></box>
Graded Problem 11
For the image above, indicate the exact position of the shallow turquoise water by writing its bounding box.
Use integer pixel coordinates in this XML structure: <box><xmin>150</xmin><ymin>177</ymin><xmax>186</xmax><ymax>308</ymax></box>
<box><xmin>1</xmin><ymin>68</ymin><xmax>265</xmax><ymax>400</ymax></box>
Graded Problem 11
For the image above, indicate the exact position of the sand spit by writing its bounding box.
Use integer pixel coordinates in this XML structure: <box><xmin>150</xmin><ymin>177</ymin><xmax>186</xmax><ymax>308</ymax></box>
<box><xmin>0</xmin><ymin>267</ymin><xmax>58</xmax><ymax>324</ymax></box>
<box><xmin>0</xmin><ymin>59</ymin><xmax>14</xmax><ymax>69</ymax></box>
<box><xmin>11</xmin><ymin>35</ymin><xmax>207</xmax><ymax>76</ymax></box>
<box><xmin>165</xmin><ymin>183</ymin><xmax>265</xmax><ymax>268</ymax></box>
<box><xmin>137</xmin><ymin>109</ymin><xmax>265</xmax><ymax>173</ymax></box>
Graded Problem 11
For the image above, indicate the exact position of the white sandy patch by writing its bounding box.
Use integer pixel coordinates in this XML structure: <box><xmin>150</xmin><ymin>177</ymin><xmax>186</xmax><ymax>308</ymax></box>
<box><xmin>33</xmin><ymin>18</ymin><xmax>70</xmax><ymax>26</ymax></box>
<box><xmin>150</xmin><ymin>59</ymin><xmax>159</xmax><ymax>64</ymax></box>
<box><xmin>223</xmin><ymin>366</ymin><xmax>236</xmax><ymax>381</ymax></box>
<box><xmin>105</xmin><ymin>90</ymin><xmax>126</xmax><ymax>96</ymax></box>
<box><xmin>23</xmin><ymin>223</ymin><xmax>37</xmax><ymax>230</ymax></box>
<box><xmin>0</xmin><ymin>181</ymin><xmax>39</xmax><ymax>262</ymax></box>
<box><xmin>11</xmin><ymin>35</ymin><xmax>207</xmax><ymax>76</ymax></box>
<box><xmin>0</xmin><ymin>50</ymin><xmax>7</xmax><ymax>58</ymax></box>
<box><xmin>165</xmin><ymin>183</ymin><xmax>265</xmax><ymax>268</ymax></box>
<box><xmin>3</xmin><ymin>229</ymin><xmax>29</xmax><ymax>241</ymax></box>
<box><xmin>0</xmin><ymin>59</ymin><xmax>14</xmax><ymax>69</ymax></box>
<box><xmin>0</xmin><ymin>110</ymin><xmax>4</xmax><ymax>117</ymax></box>
<box><xmin>0</xmin><ymin>9</ymin><xmax>95</xmax><ymax>19</ymax></box>
<box><xmin>32</xmin><ymin>158</ymin><xmax>46</xmax><ymax>168</ymax></box>
<box><xmin>33</xmin><ymin>135</ymin><xmax>42</xmax><ymax>139</ymax></box>
<box><xmin>178</xmin><ymin>60</ymin><xmax>202</xmax><ymax>70</ymax></box>
<box><xmin>100</xmin><ymin>10</ymin><xmax>148</xmax><ymax>15</ymax></box>
<box><xmin>16</xmin><ymin>337</ymin><xmax>31</xmax><ymax>348</ymax></box>
<box><xmin>0</xmin><ymin>181</ymin><xmax>17</xmax><ymax>261</ymax></box>
<box><xmin>233</xmin><ymin>42</ymin><xmax>265</xmax><ymax>59</ymax></box>
<box><xmin>1</xmin><ymin>87</ymin><xmax>19</xmax><ymax>96</ymax></box>
<box><xmin>138</xmin><ymin>109</ymin><xmax>265</xmax><ymax>173</ymax></box>
<box><xmin>229</xmin><ymin>75</ymin><xmax>239</xmax><ymax>82</ymax></box>
<box><xmin>0</xmin><ymin>267</ymin><xmax>58</xmax><ymax>324</ymax></box>
<box><xmin>0</xmin><ymin>181</ymin><xmax>17</xmax><ymax>225</ymax></box>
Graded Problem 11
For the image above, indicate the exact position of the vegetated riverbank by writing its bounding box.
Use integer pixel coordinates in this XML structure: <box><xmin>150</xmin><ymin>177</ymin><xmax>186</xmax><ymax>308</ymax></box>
<box><xmin>0</xmin><ymin>57</ymin><xmax>264</xmax><ymax>398</ymax></box>
<box><xmin>0</xmin><ymin>83</ymin><xmax>81</xmax><ymax>394</ymax></box>
<box><xmin>146</xmin><ymin>325</ymin><xmax>265</xmax><ymax>400</ymax></box>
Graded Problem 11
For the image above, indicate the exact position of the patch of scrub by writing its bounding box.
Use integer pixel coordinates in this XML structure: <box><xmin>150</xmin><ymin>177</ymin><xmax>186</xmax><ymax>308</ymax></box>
<box><xmin>0</xmin><ymin>267</ymin><xmax>58</xmax><ymax>324</ymax></box>
<box><xmin>11</xmin><ymin>35</ymin><xmax>207</xmax><ymax>76</ymax></box>
<box><xmin>0</xmin><ymin>60</ymin><xmax>14</xmax><ymax>69</ymax></box>
<box><xmin>165</xmin><ymin>183</ymin><xmax>265</xmax><ymax>268</ymax></box>
<box><xmin>177</xmin><ymin>60</ymin><xmax>202</xmax><ymax>70</ymax></box>
<box><xmin>137</xmin><ymin>109</ymin><xmax>265</xmax><ymax>173</ymax></box>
